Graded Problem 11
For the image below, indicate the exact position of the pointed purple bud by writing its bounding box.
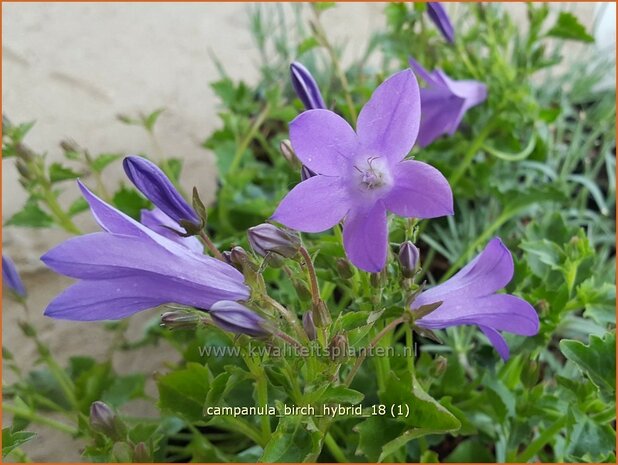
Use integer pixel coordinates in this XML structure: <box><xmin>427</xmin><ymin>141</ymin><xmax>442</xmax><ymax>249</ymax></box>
<box><xmin>426</xmin><ymin>3</ymin><xmax>455</xmax><ymax>44</ymax></box>
<box><xmin>90</xmin><ymin>401</ymin><xmax>123</xmax><ymax>439</ymax></box>
<box><xmin>398</xmin><ymin>241</ymin><xmax>420</xmax><ymax>278</ymax></box>
<box><xmin>2</xmin><ymin>255</ymin><xmax>26</xmax><ymax>298</ymax></box>
<box><xmin>123</xmin><ymin>155</ymin><xmax>202</xmax><ymax>231</ymax></box>
<box><xmin>161</xmin><ymin>310</ymin><xmax>203</xmax><ymax>330</ymax></box>
<box><xmin>328</xmin><ymin>333</ymin><xmax>349</xmax><ymax>362</ymax></box>
<box><xmin>300</xmin><ymin>165</ymin><xmax>317</xmax><ymax>181</ymax></box>
<box><xmin>290</xmin><ymin>62</ymin><xmax>326</xmax><ymax>110</ymax></box>
<box><xmin>302</xmin><ymin>311</ymin><xmax>317</xmax><ymax>341</ymax></box>
<box><xmin>209</xmin><ymin>301</ymin><xmax>268</xmax><ymax>337</ymax></box>
<box><xmin>247</xmin><ymin>223</ymin><xmax>300</xmax><ymax>259</ymax></box>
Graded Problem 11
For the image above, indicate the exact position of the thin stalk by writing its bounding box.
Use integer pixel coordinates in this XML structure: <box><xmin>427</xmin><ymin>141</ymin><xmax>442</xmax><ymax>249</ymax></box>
<box><xmin>515</xmin><ymin>416</ymin><xmax>568</xmax><ymax>462</ymax></box>
<box><xmin>3</xmin><ymin>403</ymin><xmax>78</xmax><ymax>435</ymax></box>
<box><xmin>299</xmin><ymin>247</ymin><xmax>321</xmax><ymax>307</ymax></box>
<box><xmin>42</xmin><ymin>191</ymin><xmax>82</xmax><ymax>234</ymax></box>
<box><xmin>229</xmin><ymin>103</ymin><xmax>271</xmax><ymax>174</ymax></box>
<box><xmin>324</xmin><ymin>432</ymin><xmax>347</xmax><ymax>462</ymax></box>
<box><xmin>255</xmin><ymin>371</ymin><xmax>271</xmax><ymax>439</ymax></box>
<box><xmin>263</xmin><ymin>295</ymin><xmax>306</xmax><ymax>341</ymax></box>
<box><xmin>344</xmin><ymin>317</ymin><xmax>404</xmax><ymax>386</ymax></box>
<box><xmin>449</xmin><ymin>122</ymin><xmax>495</xmax><ymax>188</ymax></box>
<box><xmin>198</xmin><ymin>230</ymin><xmax>225</xmax><ymax>261</ymax></box>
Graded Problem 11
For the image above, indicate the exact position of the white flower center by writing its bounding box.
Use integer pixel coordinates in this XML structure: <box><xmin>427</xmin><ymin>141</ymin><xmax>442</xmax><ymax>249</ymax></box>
<box><xmin>353</xmin><ymin>156</ymin><xmax>392</xmax><ymax>193</ymax></box>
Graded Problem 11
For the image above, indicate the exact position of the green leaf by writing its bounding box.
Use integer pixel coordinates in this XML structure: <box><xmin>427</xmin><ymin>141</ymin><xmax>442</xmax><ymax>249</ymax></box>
<box><xmin>317</xmin><ymin>385</ymin><xmax>364</xmax><ymax>405</ymax></box>
<box><xmin>560</xmin><ymin>332</ymin><xmax>616</xmax><ymax>400</ymax></box>
<box><xmin>260</xmin><ymin>415</ymin><xmax>321</xmax><ymax>462</ymax></box>
<box><xmin>314</xmin><ymin>2</ymin><xmax>336</xmax><ymax>12</ymax></box>
<box><xmin>355</xmin><ymin>416</ymin><xmax>404</xmax><ymax>461</ymax></box>
<box><xmin>142</xmin><ymin>108</ymin><xmax>165</xmax><ymax>132</ymax></box>
<box><xmin>297</xmin><ymin>37</ymin><xmax>320</xmax><ymax>55</ymax></box>
<box><xmin>546</xmin><ymin>12</ymin><xmax>594</xmax><ymax>43</ymax></box>
<box><xmin>2</xmin><ymin>427</ymin><xmax>36</xmax><ymax>458</ymax></box>
<box><xmin>102</xmin><ymin>374</ymin><xmax>146</xmax><ymax>407</ymax></box>
<box><xmin>5</xmin><ymin>198</ymin><xmax>54</xmax><ymax>228</ymax></box>
<box><xmin>49</xmin><ymin>162</ymin><xmax>81</xmax><ymax>183</ymax></box>
<box><xmin>91</xmin><ymin>153</ymin><xmax>121</xmax><ymax>172</ymax></box>
<box><xmin>566</xmin><ymin>410</ymin><xmax>616</xmax><ymax>461</ymax></box>
<box><xmin>157</xmin><ymin>363</ymin><xmax>212</xmax><ymax>422</ymax></box>
<box><xmin>112</xmin><ymin>186</ymin><xmax>150</xmax><ymax>219</ymax></box>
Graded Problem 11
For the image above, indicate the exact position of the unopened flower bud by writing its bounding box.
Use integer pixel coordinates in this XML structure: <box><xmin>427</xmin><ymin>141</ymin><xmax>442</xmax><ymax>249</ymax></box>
<box><xmin>247</xmin><ymin>223</ymin><xmax>300</xmax><ymax>259</ymax></box>
<box><xmin>292</xmin><ymin>279</ymin><xmax>312</xmax><ymax>302</ymax></box>
<box><xmin>302</xmin><ymin>312</ymin><xmax>317</xmax><ymax>341</ymax></box>
<box><xmin>430</xmin><ymin>355</ymin><xmax>448</xmax><ymax>377</ymax></box>
<box><xmin>335</xmin><ymin>258</ymin><xmax>354</xmax><ymax>279</ymax></box>
<box><xmin>90</xmin><ymin>401</ymin><xmax>123</xmax><ymax>439</ymax></box>
<box><xmin>312</xmin><ymin>300</ymin><xmax>332</xmax><ymax>327</ymax></box>
<box><xmin>328</xmin><ymin>334</ymin><xmax>349</xmax><ymax>362</ymax></box>
<box><xmin>160</xmin><ymin>310</ymin><xmax>202</xmax><ymax>330</ymax></box>
<box><xmin>370</xmin><ymin>270</ymin><xmax>386</xmax><ymax>288</ymax></box>
<box><xmin>209</xmin><ymin>301</ymin><xmax>268</xmax><ymax>337</ymax></box>
<box><xmin>3</xmin><ymin>255</ymin><xmax>27</xmax><ymax>298</ymax></box>
<box><xmin>123</xmin><ymin>155</ymin><xmax>202</xmax><ymax>232</ymax></box>
<box><xmin>279</xmin><ymin>139</ymin><xmax>298</xmax><ymax>167</ymax></box>
<box><xmin>300</xmin><ymin>165</ymin><xmax>317</xmax><ymax>181</ymax></box>
<box><xmin>290</xmin><ymin>61</ymin><xmax>326</xmax><ymax>110</ymax></box>
<box><xmin>521</xmin><ymin>360</ymin><xmax>540</xmax><ymax>388</ymax></box>
<box><xmin>230</xmin><ymin>246</ymin><xmax>249</xmax><ymax>268</ymax></box>
<box><xmin>112</xmin><ymin>443</ymin><xmax>132</xmax><ymax>462</ymax></box>
<box><xmin>399</xmin><ymin>241</ymin><xmax>420</xmax><ymax>278</ymax></box>
<box><xmin>133</xmin><ymin>442</ymin><xmax>151</xmax><ymax>463</ymax></box>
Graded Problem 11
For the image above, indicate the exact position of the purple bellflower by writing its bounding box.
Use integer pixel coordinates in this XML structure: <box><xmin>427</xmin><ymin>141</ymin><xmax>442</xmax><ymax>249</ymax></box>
<box><xmin>140</xmin><ymin>207</ymin><xmax>203</xmax><ymax>254</ymax></box>
<box><xmin>413</xmin><ymin>237</ymin><xmax>539</xmax><ymax>360</ymax></box>
<box><xmin>41</xmin><ymin>181</ymin><xmax>249</xmax><ymax>321</ymax></box>
<box><xmin>123</xmin><ymin>155</ymin><xmax>202</xmax><ymax>230</ymax></box>
<box><xmin>272</xmin><ymin>69</ymin><xmax>453</xmax><ymax>272</ymax></box>
<box><xmin>209</xmin><ymin>301</ymin><xmax>268</xmax><ymax>337</ymax></box>
<box><xmin>409</xmin><ymin>57</ymin><xmax>487</xmax><ymax>147</ymax></box>
<box><xmin>290</xmin><ymin>61</ymin><xmax>326</xmax><ymax>110</ymax></box>
<box><xmin>2</xmin><ymin>254</ymin><xmax>27</xmax><ymax>297</ymax></box>
<box><xmin>426</xmin><ymin>3</ymin><xmax>455</xmax><ymax>44</ymax></box>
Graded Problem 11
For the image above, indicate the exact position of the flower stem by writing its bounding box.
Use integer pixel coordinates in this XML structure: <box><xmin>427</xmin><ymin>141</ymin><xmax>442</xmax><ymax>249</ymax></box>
<box><xmin>344</xmin><ymin>317</ymin><xmax>404</xmax><ymax>386</ymax></box>
<box><xmin>515</xmin><ymin>416</ymin><xmax>568</xmax><ymax>462</ymax></box>
<box><xmin>263</xmin><ymin>295</ymin><xmax>306</xmax><ymax>341</ymax></box>
<box><xmin>449</xmin><ymin>122</ymin><xmax>495</xmax><ymax>189</ymax></box>
<box><xmin>198</xmin><ymin>230</ymin><xmax>225</xmax><ymax>261</ymax></box>
<box><xmin>3</xmin><ymin>403</ymin><xmax>78</xmax><ymax>435</ymax></box>
<box><xmin>299</xmin><ymin>247</ymin><xmax>321</xmax><ymax>307</ymax></box>
<box><xmin>229</xmin><ymin>103</ymin><xmax>271</xmax><ymax>174</ymax></box>
<box><xmin>42</xmin><ymin>191</ymin><xmax>82</xmax><ymax>235</ymax></box>
<box><xmin>324</xmin><ymin>432</ymin><xmax>347</xmax><ymax>462</ymax></box>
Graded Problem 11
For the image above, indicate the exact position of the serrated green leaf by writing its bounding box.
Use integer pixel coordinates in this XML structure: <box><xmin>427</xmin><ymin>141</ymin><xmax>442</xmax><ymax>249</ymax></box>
<box><xmin>560</xmin><ymin>332</ymin><xmax>616</xmax><ymax>400</ymax></box>
<box><xmin>355</xmin><ymin>416</ymin><xmax>404</xmax><ymax>461</ymax></box>
<box><xmin>49</xmin><ymin>162</ymin><xmax>81</xmax><ymax>183</ymax></box>
<box><xmin>2</xmin><ymin>427</ymin><xmax>36</xmax><ymax>458</ymax></box>
<box><xmin>317</xmin><ymin>385</ymin><xmax>364</xmax><ymax>405</ymax></box>
<box><xmin>260</xmin><ymin>415</ymin><xmax>321</xmax><ymax>462</ymax></box>
<box><xmin>546</xmin><ymin>12</ymin><xmax>594</xmax><ymax>43</ymax></box>
<box><xmin>157</xmin><ymin>363</ymin><xmax>211</xmax><ymax>422</ymax></box>
<box><xmin>5</xmin><ymin>198</ymin><xmax>54</xmax><ymax>228</ymax></box>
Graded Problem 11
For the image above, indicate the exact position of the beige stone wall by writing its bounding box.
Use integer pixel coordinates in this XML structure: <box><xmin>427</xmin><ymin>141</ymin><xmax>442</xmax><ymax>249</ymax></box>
<box><xmin>1</xmin><ymin>3</ymin><xmax>610</xmax><ymax>462</ymax></box>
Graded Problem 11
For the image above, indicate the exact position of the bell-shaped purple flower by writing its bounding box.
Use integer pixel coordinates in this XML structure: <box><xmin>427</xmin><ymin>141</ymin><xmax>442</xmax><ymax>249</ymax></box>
<box><xmin>426</xmin><ymin>3</ymin><xmax>455</xmax><ymax>44</ymax></box>
<box><xmin>272</xmin><ymin>69</ymin><xmax>453</xmax><ymax>272</ymax></box>
<box><xmin>209</xmin><ymin>300</ymin><xmax>268</xmax><ymax>337</ymax></box>
<box><xmin>140</xmin><ymin>207</ymin><xmax>203</xmax><ymax>253</ymax></box>
<box><xmin>409</xmin><ymin>57</ymin><xmax>487</xmax><ymax>147</ymax></box>
<box><xmin>2</xmin><ymin>254</ymin><xmax>27</xmax><ymax>298</ymax></box>
<box><xmin>41</xmin><ymin>181</ymin><xmax>249</xmax><ymax>321</ymax></box>
<box><xmin>413</xmin><ymin>237</ymin><xmax>539</xmax><ymax>360</ymax></box>
<box><xmin>290</xmin><ymin>61</ymin><xmax>326</xmax><ymax>110</ymax></box>
<box><xmin>123</xmin><ymin>155</ymin><xmax>202</xmax><ymax>230</ymax></box>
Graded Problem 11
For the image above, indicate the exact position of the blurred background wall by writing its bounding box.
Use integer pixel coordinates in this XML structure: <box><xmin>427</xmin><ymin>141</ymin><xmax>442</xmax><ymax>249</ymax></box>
<box><xmin>2</xmin><ymin>2</ymin><xmax>614</xmax><ymax>461</ymax></box>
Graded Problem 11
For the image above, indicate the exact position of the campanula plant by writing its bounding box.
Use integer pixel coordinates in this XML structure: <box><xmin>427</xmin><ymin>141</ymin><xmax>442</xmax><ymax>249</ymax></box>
<box><xmin>2</xmin><ymin>3</ymin><xmax>614</xmax><ymax>463</ymax></box>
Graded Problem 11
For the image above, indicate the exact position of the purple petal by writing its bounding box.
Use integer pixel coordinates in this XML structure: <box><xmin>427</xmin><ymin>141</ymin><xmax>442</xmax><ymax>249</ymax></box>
<box><xmin>356</xmin><ymin>69</ymin><xmax>421</xmax><ymax>164</ymax></box>
<box><xmin>416</xmin><ymin>238</ymin><xmax>515</xmax><ymax>302</ymax></box>
<box><xmin>41</xmin><ymin>233</ymin><xmax>248</xmax><ymax>298</ymax></box>
<box><xmin>141</xmin><ymin>208</ymin><xmax>203</xmax><ymax>253</ymax></box>
<box><xmin>480</xmin><ymin>326</ymin><xmax>510</xmax><ymax>360</ymax></box>
<box><xmin>417</xmin><ymin>88</ymin><xmax>466</xmax><ymax>148</ymax></box>
<box><xmin>426</xmin><ymin>2</ymin><xmax>455</xmax><ymax>43</ymax></box>
<box><xmin>272</xmin><ymin>175</ymin><xmax>350</xmax><ymax>233</ymax></box>
<box><xmin>44</xmin><ymin>275</ymin><xmax>247</xmax><ymax>321</ymax></box>
<box><xmin>210</xmin><ymin>300</ymin><xmax>268</xmax><ymax>337</ymax></box>
<box><xmin>343</xmin><ymin>203</ymin><xmax>388</xmax><ymax>272</ymax></box>
<box><xmin>289</xmin><ymin>110</ymin><xmax>358</xmax><ymax>176</ymax></box>
<box><xmin>416</xmin><ymin>294</ymin><xmax>539</xmax><ymax>336</ymax></box>
<box><xmin>408</xmin><ymin>57</ymin><xmax>445</xmax><ymax>88</ymax></box>
<box><xmin>383</xmin><ymin>160</ymin><xmax>453</xmax><ymax>218</ymax></box>
<box><xmin>2</xmin><ymin>255</ymin><xmax>27</xmax><ymax>297</ymax></box>
<box><xmin>440</xmin><ymin>75</ymin><xmax>488</xmax><ymax>110</ymax></box>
